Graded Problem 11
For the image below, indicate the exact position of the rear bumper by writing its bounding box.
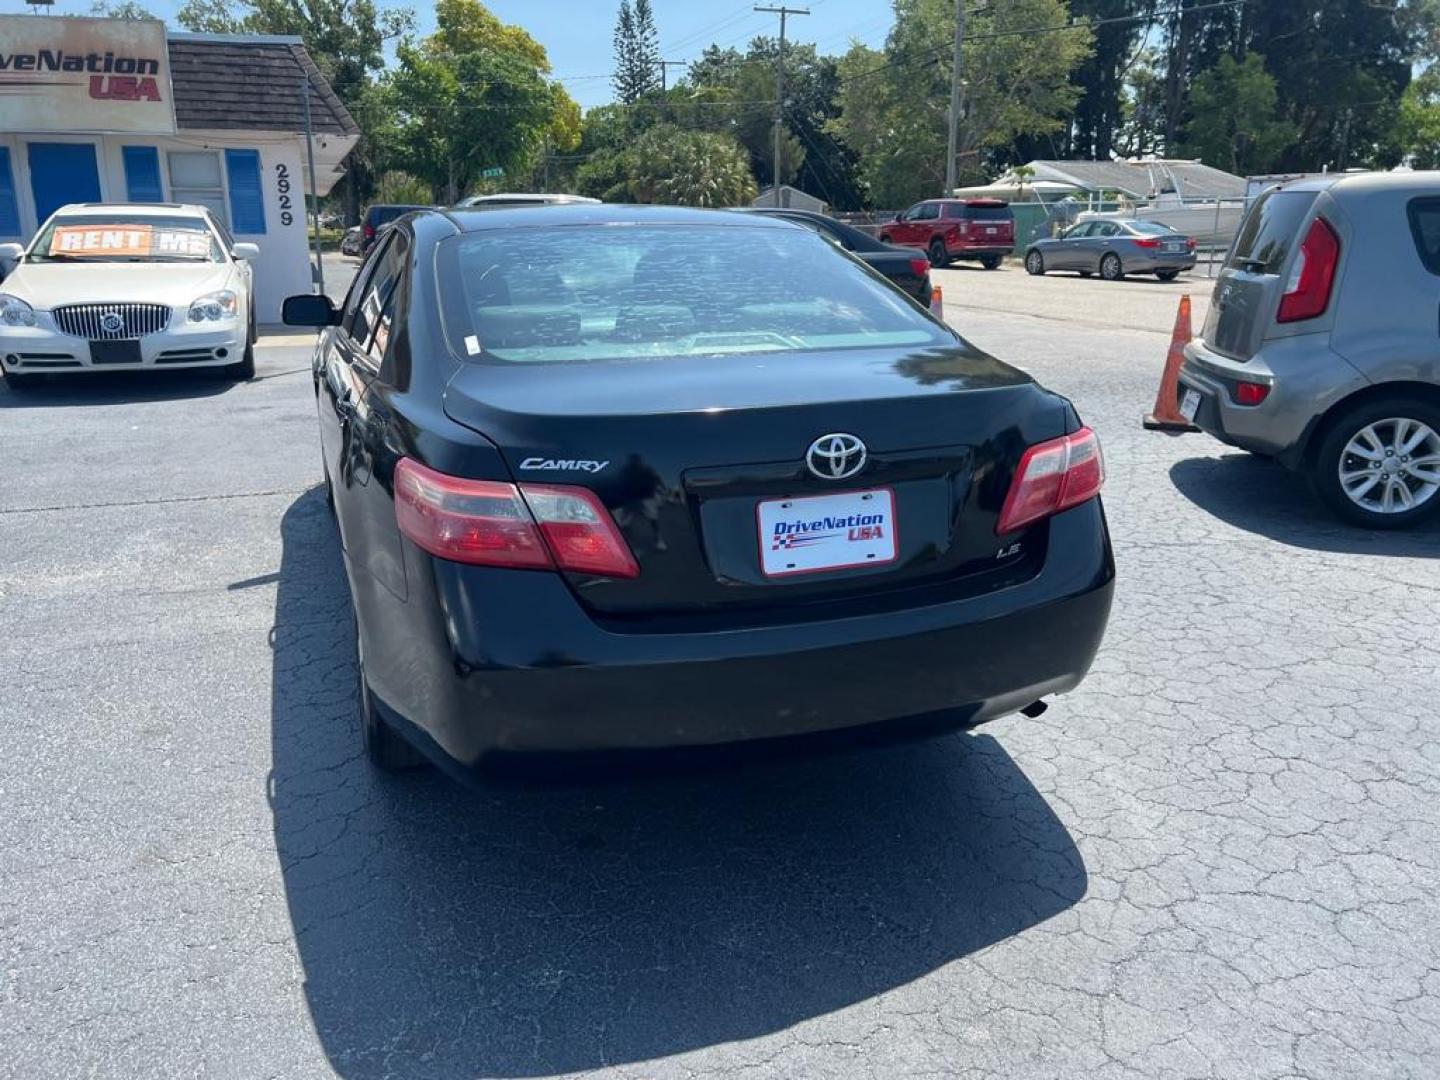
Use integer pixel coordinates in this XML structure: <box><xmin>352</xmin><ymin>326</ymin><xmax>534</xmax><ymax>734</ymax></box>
<box><xmin>356</xmin><ymin>500</ymin><xmax>1115</xmax><ymax>767</ymax></box>
<box><xmin>949</xmin><ymin>245</ymin><xmax>1012</xmax><ymax>259</ymax></box>
<box><xmin>1179</xmin><ymin>335</ymin><xmax>1368</xmax><ymax>465</ymax></box>
<box><xmin>1138</xmin><ymin>253</ymin><xmax>1196</xmax><ymax>271</ymax></box>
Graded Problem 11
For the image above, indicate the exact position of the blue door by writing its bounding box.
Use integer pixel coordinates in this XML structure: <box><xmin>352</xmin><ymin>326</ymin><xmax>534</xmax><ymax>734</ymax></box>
<box><xmin>27</xmin><ymin>143</ymin><xmax>102</xmax><ymax>226</ymax></box>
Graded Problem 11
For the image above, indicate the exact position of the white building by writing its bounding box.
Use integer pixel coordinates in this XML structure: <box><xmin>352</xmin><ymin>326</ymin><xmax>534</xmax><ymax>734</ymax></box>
<box><xmin>0</xmin><ymin>15</ymin><xmax>359</xmax><ymax>321</ymax></box>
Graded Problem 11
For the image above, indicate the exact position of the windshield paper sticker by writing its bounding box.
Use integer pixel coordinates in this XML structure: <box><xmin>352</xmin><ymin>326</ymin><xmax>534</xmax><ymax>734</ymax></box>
<box><xmin>49</xmin><ymin>225</ymin><xmax>210</xmax><ymax>259</ymax></box>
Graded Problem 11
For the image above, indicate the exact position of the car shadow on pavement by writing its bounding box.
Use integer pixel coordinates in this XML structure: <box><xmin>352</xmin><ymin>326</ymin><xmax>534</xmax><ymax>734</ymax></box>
<box><xmin>1170</xmin><ymin>453</ymin><xmax>1440</xmax><ymax>556</ymax></box>
<box><xmin>270</xmin><ymin>487</ymin><xmax>1088</xmax><ymax>1078</ymax></box>
<box><xmin>0</xmin><ymin>370</ymin><xmax>235</xmax><ymax>408</ymax></box>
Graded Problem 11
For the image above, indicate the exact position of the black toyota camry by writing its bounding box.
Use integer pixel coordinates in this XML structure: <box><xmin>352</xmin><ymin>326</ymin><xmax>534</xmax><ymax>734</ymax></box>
<box><xmin>283</xmin><ymin>205</ymin><xmax>1114</xmax><ymax>776</ymax></box>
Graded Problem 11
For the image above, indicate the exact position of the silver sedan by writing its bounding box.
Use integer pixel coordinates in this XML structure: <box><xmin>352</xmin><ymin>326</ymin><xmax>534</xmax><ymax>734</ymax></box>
<box><xmin>1025</xmin><ymin>219</ymin><xmax>1197</xmax><ymax>281</ymax></box>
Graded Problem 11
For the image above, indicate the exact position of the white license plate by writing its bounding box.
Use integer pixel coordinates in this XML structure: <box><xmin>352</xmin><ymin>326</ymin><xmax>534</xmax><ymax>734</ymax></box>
<box><xmin>986</xmin><ymin>226</ymin><xmax>997</xmax><ymax>235</ymax></box>
<box><xmin>759</xmin><ymin>489</ymin><xmax>897</xmax><ymax>578</ymax></box>
<box><xmin>1164</xmin><ymin>242</ymin><xmax>1184</xmax><ymax>252</ymax></box>
<box><xmin>1180</xmin><ymin>388</ymin><xmax>1202</xmax><ymax>421</ymax></box>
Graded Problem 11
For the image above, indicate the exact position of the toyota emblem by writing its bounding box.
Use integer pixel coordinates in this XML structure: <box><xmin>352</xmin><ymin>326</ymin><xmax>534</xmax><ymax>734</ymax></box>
<box><xmin>806</xmin><ymin>433</ymin><xmax>867</xmax><ymax>480</ymax></box>
<box><xmin>100</xmin><ymin>311</ymin><xmax>125</xmax><ymax>335</ymax></box>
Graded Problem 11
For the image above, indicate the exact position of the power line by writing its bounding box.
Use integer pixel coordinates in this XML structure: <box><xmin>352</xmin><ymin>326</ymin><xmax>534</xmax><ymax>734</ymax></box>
<box><xmin>834</xmin><ymin>0</ymin><xmax>1251</xmax><ymax>91</ymax></box>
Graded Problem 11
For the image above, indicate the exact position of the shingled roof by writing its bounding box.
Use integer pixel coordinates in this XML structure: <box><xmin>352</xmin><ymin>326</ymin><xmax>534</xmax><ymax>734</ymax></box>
<box><xmin>167</xmin><ymin>34</ymin><xmax>360</xmax><ymax>137</ymax></box>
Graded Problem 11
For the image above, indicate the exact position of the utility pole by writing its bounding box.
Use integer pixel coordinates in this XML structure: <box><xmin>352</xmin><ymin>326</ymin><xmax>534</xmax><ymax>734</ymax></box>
<box><xmin>302</xmin><ymin>75</ymin><xmax>325</xmax><ymax>296</ymax></box>
<box><xmin>755</xmin><ymin>5</ymin><xmax>808</xmax><ymax>207</ymax></box>
<box><xmin>943</xmin><ymin>0</ymin><xmax>965</xmax><ymax>197</ymax></box>
<box><xmin>655</xmin><ymin>59</ymin><xmax>686</xmax><ymax>92</ymax></box>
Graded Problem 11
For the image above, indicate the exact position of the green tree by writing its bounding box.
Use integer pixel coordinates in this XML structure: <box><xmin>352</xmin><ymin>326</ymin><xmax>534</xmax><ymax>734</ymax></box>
<box><xmin>832</xmin><ymin>0</ymin><xmax>1092</xmax><ymax>207</ymax></box>
<box><xmin>1389</xmin><ymin>65</ymin><xmax>1440</xmax><ymax>168</ymax></box>
<box><xmin>1148</xmin><ymin>0</ymin><xmax>1422</xmax><ymax>169</ymax></box>
<box><xmin>612</xmin><ymin>0</ymin><xmax>660</xmax><ymax>104</ymax></box>
<box><xmin>389</xmin><ymin>0</ymin><xmax>579</xmax><ymax>203</ymax></box>
<box><xmin>681</xmin><ymin>39</ymin><xmax>863</xmax><ymax>209</ymax></box>
<box><xmin>87</xmin><ymin>1</ymin><xmax>157</xmax><ymax>17</ymax></box>
<box><xmin>1063</xmin><ymin>0</ymin><xmax>1153</xmax><ymax>159</ymax></box>
<box><xmin>625</xmin><ymin>124</ymin><xmax>757</xmax><ymax>206</ymax></box>
<box><xmin>1179</xmin><ymin>52</ymin><xmax>1295</xmax><ymax>174</ymax></box>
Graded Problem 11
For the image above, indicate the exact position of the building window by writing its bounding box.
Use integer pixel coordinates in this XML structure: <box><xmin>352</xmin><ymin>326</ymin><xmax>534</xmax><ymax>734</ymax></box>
<box><xmin>122</xmin><ymin>147</ymin><xmax>165</xmax><ymax>203</ymax></box>
<box><xmin>168</xmin><ymin>151</ymin><xmax>228</xmax><ymax>225</ymax></box>
<box><xmin>0</xmin><ymin>147</ymin><xmax>20</xmax><ymax>236</ymax></box>
<box><xmin>224</xmin><ymin>149</ymin><xmax>267</xmax><ymax>235</ymax></box>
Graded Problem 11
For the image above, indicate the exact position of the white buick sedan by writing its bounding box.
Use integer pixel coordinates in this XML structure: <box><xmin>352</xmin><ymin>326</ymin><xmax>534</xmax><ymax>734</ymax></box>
<box><xmin>0</xmin><ymin>202</ymin><xmax>258</xmax><ymax>389</ymax></box>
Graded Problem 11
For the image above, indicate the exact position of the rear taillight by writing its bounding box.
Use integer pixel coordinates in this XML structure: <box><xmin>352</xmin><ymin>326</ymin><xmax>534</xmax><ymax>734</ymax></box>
<box><xmin>363</xmin><ymin>222</ymin><xmax>375</xmax><ymax>239</ymax></box>
<box><xmin>1132</xmin><ymin>236</ymin><xmax>1161</xmax><ymax>249</ymax></box>
<box><xmin>909</xmin><ymin>256</ymin><xmax>930</xmax><ymax>278</ymax></box>
<box><xmin>1186</xmin><ymin>237</ymin><xmax>1197</xmax><ymax>250</ymax></box>
<box><xmin>393</xmin><ymin>458</ymin><xmax>639</xmax><ymax>578</ymax></box>
<box><xmin>1277</xmin><ymin>216</ymin><xmax>1340</xmax><ymax>323</ymax></box>
<box><xmin>996</xmin><ymin>427</ymin><xmax>1105</xmax><ymax>535</ymax></box>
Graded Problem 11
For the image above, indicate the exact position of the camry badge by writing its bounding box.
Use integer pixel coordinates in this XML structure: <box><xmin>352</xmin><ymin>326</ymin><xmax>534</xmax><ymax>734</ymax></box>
<box><xmin>806</xmin><ymin>433</ymin><xmax>867</xmax><ymax>481</ymax></box>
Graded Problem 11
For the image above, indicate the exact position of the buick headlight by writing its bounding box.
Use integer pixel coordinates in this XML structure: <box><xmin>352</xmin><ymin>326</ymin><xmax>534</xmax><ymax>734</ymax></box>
<box><xmin>0</xmin><ymin>293</ymin><xmax>36</xmax><ymax>327</ymax></box>
<box><xmin>188</xmin><ymin>290</ymin><xmax>238</xmax><ymax>323</ymax></box>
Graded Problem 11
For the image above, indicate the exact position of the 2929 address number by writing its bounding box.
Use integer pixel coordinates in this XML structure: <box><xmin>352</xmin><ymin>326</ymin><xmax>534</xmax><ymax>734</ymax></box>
<box><xmin>276</xmin><ymin>163</ymin><xmax>294</xmax><ymax>227</ymax></box>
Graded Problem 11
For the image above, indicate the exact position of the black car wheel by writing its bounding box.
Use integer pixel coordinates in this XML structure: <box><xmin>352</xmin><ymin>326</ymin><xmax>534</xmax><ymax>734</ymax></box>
<box><xmin>1024</xmin><ymin>250</ymin><xmax>1045</xmax><ymax>276</ymax></box>
<box><xmin>927</xmin><ymin>238</ymin><xmax>948</xmax><ymax>268</ymax></box>
<box><xmin>358</xmin><ymin>637</ymin><xmax>427</xmax><ymax>771</ymax></box>
<box><xmin>1156</xmin><ymin>269</ymin><xmax>1180</xmax><ymax>282</ymax></box>
<box><xmin>979</xmin><ymin>254</ymin><xmax>1002</xmax><ymax>271</ymax></box>
<box><xmin>1100</xmin><ymin>253</ymin><xmax>1123</xmax><ymax>281</ymax></box>
<box><xmin>1311</xmin><ymin>396</ymin><xmax>1440</xmax><ymax>529</ymax></box>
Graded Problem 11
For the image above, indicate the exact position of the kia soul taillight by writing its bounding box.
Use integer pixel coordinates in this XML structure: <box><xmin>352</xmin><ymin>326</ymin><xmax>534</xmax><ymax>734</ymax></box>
<box><xmin>996</xmin><ymin>427</ymin><xmax>1105</xmax><ymax>535</ymax></box>
<box><xmin>393</xmin><ymin>458</ymin><xmax>640</xmax><ymax>578</ymax></box>
<box><xmin>1277</xmin><ymin>217</ymin><xmax>1340</xmax><ymax>323</ymax></box>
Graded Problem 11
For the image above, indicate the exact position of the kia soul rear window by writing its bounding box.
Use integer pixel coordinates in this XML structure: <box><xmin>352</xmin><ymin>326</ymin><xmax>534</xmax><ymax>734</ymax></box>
<box><xmin>438</xmin><ymin>224</ymin><xmax>950</xmax><ymax>364</ymax></box>
<box><xmin>1228</xmin><ymin>189</ymin><xmax>1319</xmax><ymax>274</ymax></box>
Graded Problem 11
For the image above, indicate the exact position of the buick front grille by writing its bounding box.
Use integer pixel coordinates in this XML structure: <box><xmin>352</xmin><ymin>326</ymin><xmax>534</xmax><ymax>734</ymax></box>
<box><xmin>53</xmin><ymin>303</ymin><xmax>172</xmax><ymax>340</ymax></box>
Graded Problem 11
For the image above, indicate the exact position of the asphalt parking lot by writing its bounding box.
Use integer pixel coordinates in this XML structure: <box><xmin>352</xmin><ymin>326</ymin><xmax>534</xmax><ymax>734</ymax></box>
<box><xmin>3</xmin><ymin>264</ymin><xmax>1438</xmax><ymax>1079</ymax></box>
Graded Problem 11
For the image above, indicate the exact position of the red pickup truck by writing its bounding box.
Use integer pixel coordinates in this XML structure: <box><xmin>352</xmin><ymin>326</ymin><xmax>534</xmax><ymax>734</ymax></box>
<box><xmin>878</xmin><ymin>198</ymin><xmax>1014</xmax><ymax>270</ymax></box>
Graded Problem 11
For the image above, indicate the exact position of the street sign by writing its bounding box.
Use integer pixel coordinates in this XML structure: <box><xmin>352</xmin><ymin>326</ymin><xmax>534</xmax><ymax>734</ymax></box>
<box><xmin>481</xmin><ymin>167</ymin><xmax>504</xmax><ymax>179</ymax></box>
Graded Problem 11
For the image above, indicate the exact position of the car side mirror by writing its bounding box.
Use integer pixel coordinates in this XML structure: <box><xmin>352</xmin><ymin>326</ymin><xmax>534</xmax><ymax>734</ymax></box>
<box><xmin>0</xmin><ymin>242</ymin><xmax>24</xmax><ymax>260</ymax></box>
<box><xmin>233</xmin><ymin>242</ymin><xmax>260</xmax><ymax>261</ymax></box>
<box><xmin>283</xmin><ymin>293</ymin><xmax>341</xmax><ymax>327</ymax></box>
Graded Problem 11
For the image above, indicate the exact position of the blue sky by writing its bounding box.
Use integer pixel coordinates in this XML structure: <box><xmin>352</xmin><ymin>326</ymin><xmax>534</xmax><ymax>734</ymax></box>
<box><xmin>46</xmin><ymin>0</ymin><xmax>896</xmax><ymax>109</ymax></box>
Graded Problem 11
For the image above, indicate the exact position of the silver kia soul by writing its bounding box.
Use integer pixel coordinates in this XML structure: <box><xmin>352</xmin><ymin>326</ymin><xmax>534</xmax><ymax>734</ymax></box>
<box><xmin>1180</xmin><ymin>172</ymin><xmax>1440</xmax><ymax>528</ymax></box>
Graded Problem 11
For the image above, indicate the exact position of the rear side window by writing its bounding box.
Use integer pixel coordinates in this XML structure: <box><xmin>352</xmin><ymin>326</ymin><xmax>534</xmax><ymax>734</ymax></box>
<box><xmin>437</xmin><ymin>224</ymin><xmax>950</xmax><ymax>364</ymax></box>
<box><xmin>1228</xmin><ymin>189</ymin><xmax>1318</xmax><ymax>273</ymax></box>
<box><xmin>1406</xmin><ymin>197</ymin><xmax>1440</xmax><ymax>275</ymax></box>
<box><xmin>1127</xmin><ymin>220</ymin><xmax>1177</xmax><ymax>235</ymax></box>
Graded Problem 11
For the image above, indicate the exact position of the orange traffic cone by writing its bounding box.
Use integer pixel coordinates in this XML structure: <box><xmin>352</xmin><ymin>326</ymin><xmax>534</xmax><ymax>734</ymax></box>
<box><xmin>929</xmin><ymin>283</ymin><xmax>944</xmax><ymax>319</ymax></box>
<box><xmin>1143</xmin><ymin>294</ymin><xmax>1201</xmax><ymax>433</ymax></box>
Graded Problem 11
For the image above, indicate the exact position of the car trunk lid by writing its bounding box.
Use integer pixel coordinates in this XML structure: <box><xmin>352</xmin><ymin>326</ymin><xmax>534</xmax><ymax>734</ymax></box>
<box><xmin>442</xmin><ymin>345</ymin><xmax>1068</xmax><ymax>617</ymax></box>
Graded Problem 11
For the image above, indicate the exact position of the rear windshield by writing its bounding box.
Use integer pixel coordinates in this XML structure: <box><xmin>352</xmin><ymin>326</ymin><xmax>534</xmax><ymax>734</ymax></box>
<box><xmin>1127</xmin><ymin>220</ymin><xmax>1178</xmax><ymax>235</ymax></box>
<box><xmin>1228</xmin><ymin>189</ymin><xmax>1318</xmax><ymax>273</ymax></box>
<box><xmin>955</xmin><ymin>204</ymin><xmax>1012</xmax><ymax>221</ymax></box>
<box><xmin>437</xmin><ymin>224</ymin><xmax>950</xmax><ymax>364</ymax></box>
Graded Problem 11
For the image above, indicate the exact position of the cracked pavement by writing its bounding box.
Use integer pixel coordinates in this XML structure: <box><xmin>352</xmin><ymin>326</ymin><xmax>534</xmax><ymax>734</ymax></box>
<box><xmin>1</xmin><ymin>268</ymin><xmax>1437</xmax><ymax>1078</ymax></box>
